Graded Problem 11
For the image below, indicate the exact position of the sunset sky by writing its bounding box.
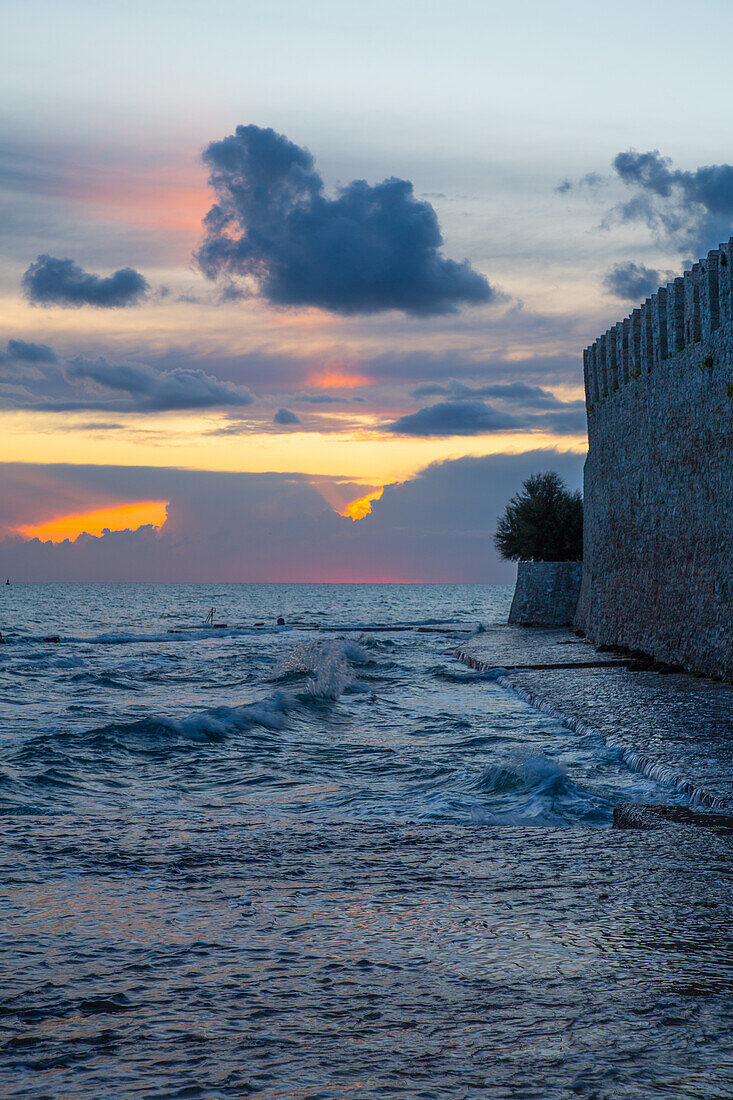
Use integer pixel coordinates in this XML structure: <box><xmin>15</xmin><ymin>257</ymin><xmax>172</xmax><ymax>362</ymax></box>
<box><xmin>3</xmin><ymin>0</ymin><xmax>733</xmax><ymax>581</ymax></box>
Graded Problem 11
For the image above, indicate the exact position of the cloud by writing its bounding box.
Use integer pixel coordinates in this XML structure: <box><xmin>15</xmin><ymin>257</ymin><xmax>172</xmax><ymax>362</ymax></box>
<box><xmin>386</xmin><ymin>400</ymin><xmax>520</xmax><ymax>436</ymax></box>
<box><xmin>612</xmin><ymin>149</ymin><xmax>733</xmax><ymax>252</ymax></box>
<box><xmin>0</xmin><ymin>451</ymin><xmax>584</xmax><ymax>582</ymax></box>
<box><xmin>603</xmin><ymin>261</ymin><xmax>663</xmax><ymax>301</ymax></box>
<box><xmin>555</xmin><ymin>172</ymin><xmax>604</xmax><ymax>194</ymax></box>
<box><xmin>0</xmin><ymin>339</ymin><xmax>58</xmax><ymax>364</ymax></box>
<box><xmin>292</xmin><ymin>392</ymin><xmax>349</xmax><ymax>405</ymax></box>
<box><xmin>62</xmin><ymin>357</ymin><xmax>254</xmax><ymax>412</ymax></box>
<box><xmin>273</xmin><ymin>407</ymin><xmax>301</xmax><ymax>425</ymax></box>
<box><xmin>22</xmin><ymin>255</ymin><xmax>149</xmax><ymax>308</ymax></box>
<box><xmin>409</xmin><ymin>379</ymin><xmax>572</xmax><ymax>409</ymax></box>
<box><xmin>560</xmin><ymin>149</ymin><xmax>733</xmax><ymax>255</ymax></box>
<box><xmin>2</xmin><ymin>355</ymin><xmax>254</xmax><ymax>414</ymax></box>
<box><xmin>530</xmin><ymin>407</ymin><xmax>588</xmax><ymax>434</ymax></box>
<box><xmin>195</xmin><ymin>124</ymin><xmax>494</xmax><ymax>315</ymax></box>
<box><xmin>142</xmin><ymin>340</ymin><xmax>582</xmax><ymax>400</ymax></box>
<box><xmin>74</xmin><ymin>421</ymin><xmax>126</xmax><ymax>432</ymax></box>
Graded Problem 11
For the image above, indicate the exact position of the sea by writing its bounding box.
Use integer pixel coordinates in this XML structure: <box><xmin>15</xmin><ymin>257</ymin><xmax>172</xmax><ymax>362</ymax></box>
<box><xmin>1</xmin><ymin>582</ymin><xmax>732</xmax><ymax>1099</ymax></box>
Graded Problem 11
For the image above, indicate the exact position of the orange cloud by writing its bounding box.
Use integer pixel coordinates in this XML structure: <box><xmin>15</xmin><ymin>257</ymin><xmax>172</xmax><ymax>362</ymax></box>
<box><xmin>338</xmin><ymin>486</ymin><xmax>384</xmax><ymax>521</ymax></box>
<box><xmin>16</xmin><ymin>500</ymin><xmax>169</xmax><ymax>544</ymax></box>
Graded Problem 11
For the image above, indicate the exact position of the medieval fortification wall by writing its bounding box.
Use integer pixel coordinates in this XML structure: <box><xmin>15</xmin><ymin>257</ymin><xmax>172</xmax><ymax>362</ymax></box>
<box><xmin>575</xmin><ymin>240</ymin><xmax>733</xmax><ymax>681</ymax></box>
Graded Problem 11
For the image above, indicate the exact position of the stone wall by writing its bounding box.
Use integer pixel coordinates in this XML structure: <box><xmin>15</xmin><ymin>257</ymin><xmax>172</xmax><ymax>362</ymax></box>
<box><xmin>509</xmin><ymin>561</ymin><xmax>583</xmax><ymax>626</ymax></box>
<box><xmin>575</xmin><ymin>239</ymin><xmax>733</xmax><ymax>680</ymax></box>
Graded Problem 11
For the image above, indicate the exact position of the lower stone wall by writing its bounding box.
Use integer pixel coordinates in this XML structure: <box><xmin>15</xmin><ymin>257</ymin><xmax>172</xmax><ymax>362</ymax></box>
<box><xmin>508</xmin><ymin>561</ymin><xmax>583</xmax><ymax>626</ymax></box>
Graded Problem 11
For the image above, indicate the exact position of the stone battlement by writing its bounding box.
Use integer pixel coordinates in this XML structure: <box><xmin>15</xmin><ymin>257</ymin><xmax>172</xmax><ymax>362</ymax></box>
<box><xmin>582</xmin><ymin>240</ymin><xmax>733</xmax><ymax>407</ymax></box>
<box><xmin>575</xmin><ymin>241</ymin><xmax>733</xmax><ymax>681</ymax></box>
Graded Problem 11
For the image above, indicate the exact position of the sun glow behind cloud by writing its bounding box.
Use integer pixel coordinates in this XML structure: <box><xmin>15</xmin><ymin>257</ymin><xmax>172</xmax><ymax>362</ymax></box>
<box><xmin>309</xmin><ymin>369</ymin><xmax>375</xmax><ymax>389</ymax></box>
<box><xmin>339</xmin><ymin>486</ymin><xmax>385</xmax><ymax>521</ymax></box>
<box><xmin>16</xmin><ymin>500</ymin><xmax>169</xmax><ymax>543</ymax></box>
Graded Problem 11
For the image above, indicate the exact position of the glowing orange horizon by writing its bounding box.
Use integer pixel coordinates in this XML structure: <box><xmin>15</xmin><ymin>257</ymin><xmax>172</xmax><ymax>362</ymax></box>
<box><xmin>338</xmin><ymin>486</ymin><xmax>385</xmax><ymax>521</ymax></box>
<box><xmin>16</xmin><ymin>500</ymin><xmax>169</xmax><ymax>544</ymax></box>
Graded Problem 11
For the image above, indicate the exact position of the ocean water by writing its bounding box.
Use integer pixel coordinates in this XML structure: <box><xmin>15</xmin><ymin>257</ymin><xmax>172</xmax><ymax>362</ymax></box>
<box><xmin>1</xmin><ymin>583</ymin><xmax>732</xmax><ymax>1098</ymax></box>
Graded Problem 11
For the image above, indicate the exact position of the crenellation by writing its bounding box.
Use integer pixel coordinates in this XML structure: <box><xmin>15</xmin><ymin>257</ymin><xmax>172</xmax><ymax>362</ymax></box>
<box><xmin>585</xmin><ymin>343</ymin><xmax>595</xmax><ymax>402</ymax></box>
<box><xmin>619</xmin><ymin>317</ymin><xmax>630</xmax><ymax>384</ymax></box>
<box><xmin>629</xmin><ymin>309</ymin><xmax>641</xmax><ymax>378</ymax></box>
<box><xmin>594</xmin><ymin>332</ymin><xmax>603</xmax><ymax>398</ymax></box>
<box><xmin>606</xmin><ymin>327</ymin><xmax>618</xmax><ymax>392</ymax></box>
<box><xmin>703</xmin><ymin>250</ymin><xmax>720</xmax><ymax>335</ymax></box>
<box><xmin>651</xmin><ymin>288</ymin><xmax>668</xmax><ymax>366</ymax></box>
<box><xmin>640</xmin><ymin>298</ymin><xmax>654</xmax><ymax>372</ymax></box>
<box><xmin>582</xmin><ymin>348</ymin><xmax>590</xmax><ymax>405</ymax></box>
<box><xmin>684</xmin><ymin>263</ymin><xmax>702</xmax><ymax>346</ymax></box>
<box><xmin>719</xmin><ymin>239</ymin><xmax>733</xmax><ymax>327</ymax></box>
<box><xmin>576</xmin><ymin>240</ymin><xmax>733</xmax><ymax>681</ymax></box>
<box><xmin>585</xmin><ymin>342</ymin><xmax>594</xmax><ymax>401</ymax></box>
<box><xmin>668</xmin><ymin>277</ymin><xmax>685</xmax><ymax>354</ymax></box>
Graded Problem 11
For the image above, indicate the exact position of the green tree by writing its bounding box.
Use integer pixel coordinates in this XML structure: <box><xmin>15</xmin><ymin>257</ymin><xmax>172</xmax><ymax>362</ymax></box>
<box><xmin>494</xmin><ymin>471</ymin><xmax>582</xmax><ymax>562</ymax></box>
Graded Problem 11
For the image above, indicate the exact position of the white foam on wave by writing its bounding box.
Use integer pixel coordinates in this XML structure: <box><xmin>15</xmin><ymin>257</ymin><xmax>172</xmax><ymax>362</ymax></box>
<box><xmin>496</xmin><ymin>675</ymin><xmax>726</xmax><ymax>809</ymax></box>
<box><xmin>468</xmin><ymin>751</ymin><xmax>607</xmax><ymax>826</ymax></box>
<box><xmin>125</xmin><ymin>637</ymin><xmax>370</xmax><ymax>741</ymax></box>
<box><xmin>119</xmin><ymin>689</ymin><xmax>294</xmax><ymax>742</ymax></box>
<box><xmin>455</xmin><ymin>646</ymin><xmax>726</xmax><ymax>810</ymax></box>
<box><xmin>276</xmin><ymin>638</ymin><xmax>368</xmax><ymax>700</ymax></box>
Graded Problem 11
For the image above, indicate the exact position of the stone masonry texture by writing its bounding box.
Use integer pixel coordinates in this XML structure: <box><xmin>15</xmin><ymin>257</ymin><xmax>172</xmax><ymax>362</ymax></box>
<box><xmin>509</xmin><ymin>561</ymin><xmax>582</xmax><ymax>626</ymax></box>
<box><xmin>575</xmin><ymin>240</ymin><xmax>733</xmax><ymax>681</ymax></box>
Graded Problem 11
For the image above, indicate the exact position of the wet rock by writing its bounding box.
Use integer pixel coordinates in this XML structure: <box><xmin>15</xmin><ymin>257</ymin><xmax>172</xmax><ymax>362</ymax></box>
<box><xmin>613</xmin><ymin>802</ymin><xmax>733</xmax><ymax>832</ymax></box>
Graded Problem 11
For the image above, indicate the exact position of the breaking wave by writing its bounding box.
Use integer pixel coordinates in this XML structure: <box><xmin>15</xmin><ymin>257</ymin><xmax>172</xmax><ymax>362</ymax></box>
<box><xmin>454</xmin><ymin>646</ymin><xmax>726</xmax><ymax>811</ymax></box>
<box><xmin>275</xmin><ymin>638</ymin><xmax>369</xmax><ymax>699</ymax></box>
<box><xmin>467</xmin><ymin>753</ymin><xmax>609</xmax><ymax>826</ymax></box>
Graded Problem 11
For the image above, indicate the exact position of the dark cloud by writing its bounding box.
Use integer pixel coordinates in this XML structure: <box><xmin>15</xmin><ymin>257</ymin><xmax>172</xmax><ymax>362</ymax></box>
<box><xmin>386</xmin><ymin>400</ymin><xmax>520</xmax><ymax>436</ymax></box>
<box><xmin>410</xmin><ymin>379</ymin><xmax>573</xmax><ymax>409</ymax></box>
<box><xmin>0</xmin><ymin>451</ymin><xmax>584</xmax><ymax>582</ymax></box>
<box><xmin>22</xmin><ymin>255</ymin><xmax>149</xmax><ymax>308</ymax></box>
<box><xmin>74</xmin><ymin>422</ymin><xmax>126</xmax><ymax>432</ymax></box>
<box><xmin>273</xmin><ymin>407</ymin><xmax>301</xmax><ymax>425</ymax></box>
<box><xmin>143</xmin><ymin>341</ymin><xmax>581</xmax><ymax>397</ymax></box>
<box><xmin>195</xmin><ymin>124</ymin><xmax>494</xmax><ymax>315</ymax></box>
<box><xmin>1</xmin><ymin>355</ymin><xmax>254</xmax><ymax>414</ymax></box>
<box><xmin>365</xmin><ymin>348</ymin><xmax>580</xmax><ymax>388</ymax></box>
<box><xmin>353</xmin><ymin>451</ymin><xmax>585</xmax><ymax>581</ymax></box>
<box><xmin>0</xmin><ymin>339</ymin><xmax>58</xmax><ymax>364</ymax></box>
<box><xmin>530</xmin><ymin>407</ymin><xmax>589</xmax><ymax>434</ymax></box>
<box><xmin>292</xmin><ymin>392</ymin><xmax>349</xmax><ymax>405</ymax></box>
<box><xmin>62</xmin><ymin>357</ymin><xmax>254</xmax><ymax>413</ymax></box>
<box><xmin>603</xmin><ymin>261</ymin><xmax>663</xmax><ymax>301</ymax></box>
<box><xmin>555</xmin><ymin>172</ymin><xmax>604</xmax><ymax>195</ymax></box>
<box><xmin>612</xmin><ymin>149</ymin><xmax>733</xmax><ymax>252</ymax></box>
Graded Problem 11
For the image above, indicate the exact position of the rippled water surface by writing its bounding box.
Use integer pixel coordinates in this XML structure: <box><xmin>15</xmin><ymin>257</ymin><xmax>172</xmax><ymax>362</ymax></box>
<box><xmin>1</xmin><ymin>583</ymin><xmax>732</xmax><ymax>1098</ymax></box>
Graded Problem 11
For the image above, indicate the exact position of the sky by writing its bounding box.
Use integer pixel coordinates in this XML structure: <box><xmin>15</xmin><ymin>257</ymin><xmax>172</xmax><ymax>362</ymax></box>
<box><xmin>2</xmin><ymin>0</ymin><xmax>732</xmax><ymax>581</ymax></box>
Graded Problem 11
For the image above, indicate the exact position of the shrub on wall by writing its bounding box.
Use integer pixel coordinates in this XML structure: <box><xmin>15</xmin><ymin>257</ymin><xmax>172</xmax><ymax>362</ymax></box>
<box><xmin>494</xmin><ymin>471</ymin><xmax>583</xmax><ymax>562</ymax></box>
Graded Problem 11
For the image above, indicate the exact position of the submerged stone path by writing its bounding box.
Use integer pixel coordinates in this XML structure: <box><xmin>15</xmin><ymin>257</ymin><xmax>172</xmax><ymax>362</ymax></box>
<box><xmin>456</xmin><ymin>625</ymin><xmax>733</xmax><ymax>813</ymax></box>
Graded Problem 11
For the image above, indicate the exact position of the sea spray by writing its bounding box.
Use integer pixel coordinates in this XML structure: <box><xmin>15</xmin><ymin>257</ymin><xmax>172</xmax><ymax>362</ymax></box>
<box><xmin>454</xmin><ymin>645</ymin><xmax>726</xmax><ymax>811</ymax></box>
<box><xmin>276</xmin><ymin>638</ymin><xmax>367</xmax><ymax>700</ymax></box>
